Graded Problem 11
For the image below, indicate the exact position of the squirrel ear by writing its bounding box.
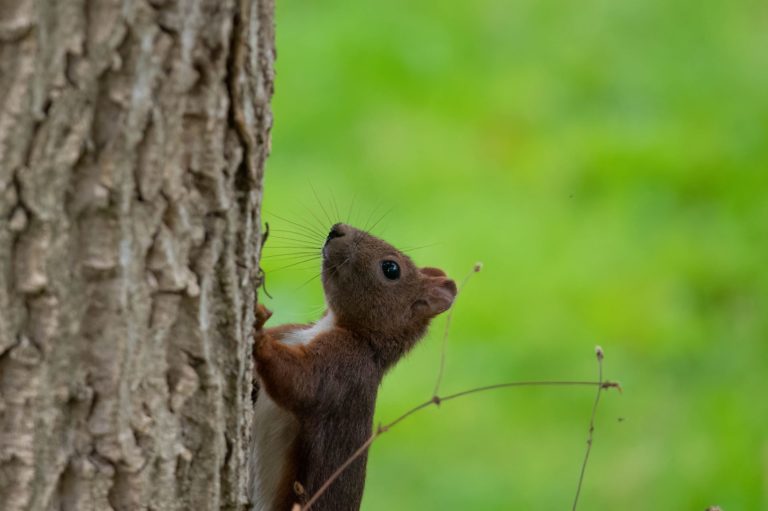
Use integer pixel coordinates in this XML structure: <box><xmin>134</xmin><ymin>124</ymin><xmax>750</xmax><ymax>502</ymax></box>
<box><xmin>414</xmin><ymin>270</ymin><xmax>457</xmax><ymax>317</ymax></box>
<box><xmin>420</xmin><ymin>267</ymin><xmax>447</xmax><ymax>278</ymax></box>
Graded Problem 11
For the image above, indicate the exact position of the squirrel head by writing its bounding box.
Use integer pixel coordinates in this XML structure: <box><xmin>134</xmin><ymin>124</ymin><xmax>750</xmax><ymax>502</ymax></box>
<box><xmin>321</xmin><ymin>223</ymin><xmax>457</xmax><ymax>362</ymax></box>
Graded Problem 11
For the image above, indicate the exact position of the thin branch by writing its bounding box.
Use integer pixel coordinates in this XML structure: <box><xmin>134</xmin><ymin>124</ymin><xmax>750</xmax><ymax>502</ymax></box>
<box><xmin>433</xmin><ymin>262</ymin><xmax>483</xmax><ymax>397</ymax></box>
<box><xmin>440</xmin><ymin>379</ymin><xmax>619</xmax><ymax>403</ymax></box>
<box><xmin>299</xmin><ymin>376</ymin><xmax>621</xmax><ymax>510</ymax></box>
<box><xmin>572</xmin><ymin>345</ymin><xmax>606</xmax><ymax>511</ymax></box>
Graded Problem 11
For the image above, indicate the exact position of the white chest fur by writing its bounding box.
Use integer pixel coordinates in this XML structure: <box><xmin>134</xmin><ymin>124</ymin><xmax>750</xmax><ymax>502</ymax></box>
<box><xmin>249</xmin><ymin>312</ymin><xmax>336</xmax><ymax>511</ymax></box>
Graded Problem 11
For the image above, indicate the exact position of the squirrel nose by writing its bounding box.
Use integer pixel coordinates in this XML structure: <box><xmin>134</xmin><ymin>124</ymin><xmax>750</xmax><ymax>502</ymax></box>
<box><xmin>326</xmin><ymin>223</ymin><xmax>345</xmax><ymax>243</ymax></box>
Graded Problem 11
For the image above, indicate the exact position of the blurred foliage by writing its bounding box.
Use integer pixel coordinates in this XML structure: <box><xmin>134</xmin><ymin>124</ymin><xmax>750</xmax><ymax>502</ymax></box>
<box><xmin>259</xmin><ymin>0</ymin><xmax>768</xmax><ymax>509</ymax></box>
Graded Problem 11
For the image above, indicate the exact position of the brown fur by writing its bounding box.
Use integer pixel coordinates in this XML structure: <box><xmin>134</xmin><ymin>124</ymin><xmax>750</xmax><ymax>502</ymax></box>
<box><xmin>254</xmin><ymin>224</ymin><xmax>457</xmax><ymax>510</ymax></box>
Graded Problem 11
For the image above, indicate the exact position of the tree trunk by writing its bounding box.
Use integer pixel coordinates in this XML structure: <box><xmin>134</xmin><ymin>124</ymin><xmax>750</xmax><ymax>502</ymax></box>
<box><xmin>0</xmin><ymin>0</ymin><xmax>274</xmax><ymax>509</ymax></box>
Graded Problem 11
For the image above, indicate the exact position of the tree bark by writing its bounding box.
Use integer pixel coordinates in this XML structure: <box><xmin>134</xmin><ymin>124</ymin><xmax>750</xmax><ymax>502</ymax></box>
<box><xmin>0</xmin><ymin>0</ymin><xmax>274</xmax><ymax>509</ymax></box>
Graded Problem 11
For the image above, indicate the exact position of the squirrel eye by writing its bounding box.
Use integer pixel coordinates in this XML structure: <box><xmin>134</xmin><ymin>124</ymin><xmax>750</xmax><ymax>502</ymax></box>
<box><xmin>381</xmin><ymin>260</ymin><xmax>400</xmax><ymax>280</ymax></box>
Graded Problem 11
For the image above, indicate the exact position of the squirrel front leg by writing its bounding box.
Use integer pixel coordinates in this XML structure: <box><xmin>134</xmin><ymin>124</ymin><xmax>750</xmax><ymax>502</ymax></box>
<box><xmin>252</xmin><ymin>304</ymin><xmax>306</xmax><ymax>397</ymax></box>
<box><xmin>253</xmin><ymin>302</ymin><xmax>321</xmax><ymax>413</ymax></box>
<box><xmin>254</xmin><ymin>337</ymin><xmax>319</xmax><ymax>415</ymax></box>
<box><xmin>253</xmin><ymin>302</ymin><xmax>273</xmax><ymax>339</ymax></box>
<box><xmin>251</xmin><ymin>303</ymin><xmax>273</xmax><ymax>402</ymax></box>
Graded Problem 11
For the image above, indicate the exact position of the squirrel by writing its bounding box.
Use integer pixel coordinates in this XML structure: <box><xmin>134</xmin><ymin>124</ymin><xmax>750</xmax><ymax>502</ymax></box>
<box><xmin>250</xmin><ymin>223</ymin><xmax>457</xmax><ymax>511</ymax></box>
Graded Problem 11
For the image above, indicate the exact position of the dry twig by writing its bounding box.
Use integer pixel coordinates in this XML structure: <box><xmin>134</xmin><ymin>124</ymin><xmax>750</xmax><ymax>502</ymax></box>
<box><xmin>572</xmin><ymin>345</ymin><xmax>607</xmax><ymax>510</ymax></box>
<box><xmin>433</xmin><ymin>262</ymin><xmax>482</xmax><ymax>396</ymax></box>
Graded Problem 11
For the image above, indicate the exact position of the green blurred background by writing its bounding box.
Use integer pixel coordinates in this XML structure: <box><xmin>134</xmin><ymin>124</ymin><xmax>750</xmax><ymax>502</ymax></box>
<box><xmin>259</xmin><ymin>0</ymin><xmax>768</xmax><ymax>509</ymax></box>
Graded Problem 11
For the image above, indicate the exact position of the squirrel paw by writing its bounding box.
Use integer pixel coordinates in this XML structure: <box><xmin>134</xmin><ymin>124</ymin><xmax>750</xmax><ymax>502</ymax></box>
<box><xmin>254</xmin><ymin>303</ymin><xmax>273</xmax><ymax>331</ymax></box>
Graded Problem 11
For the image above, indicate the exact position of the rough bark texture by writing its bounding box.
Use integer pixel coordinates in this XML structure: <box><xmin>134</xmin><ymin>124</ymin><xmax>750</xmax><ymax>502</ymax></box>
<box><xmin>0</xmin><ymin>0</ymin><xmax>274</xmax><ymax>509</ymax></box>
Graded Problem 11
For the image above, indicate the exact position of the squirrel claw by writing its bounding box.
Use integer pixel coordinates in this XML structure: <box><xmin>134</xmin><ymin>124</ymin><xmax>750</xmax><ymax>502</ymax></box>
<box><xmin>255</xmin><ymin>303</ymin><xmax>273</xmax><ymax>331</ymax></box>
